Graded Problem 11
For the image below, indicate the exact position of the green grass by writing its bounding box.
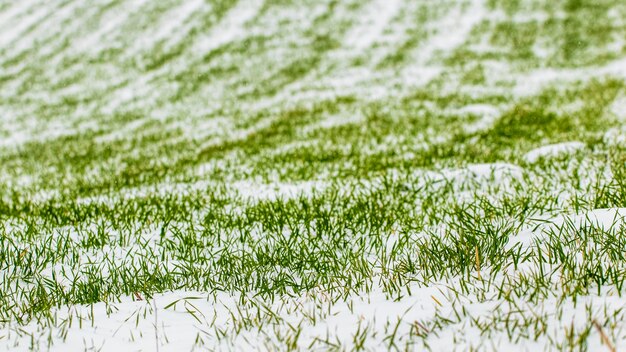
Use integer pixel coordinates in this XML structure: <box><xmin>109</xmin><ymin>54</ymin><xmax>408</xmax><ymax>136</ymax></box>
<box><xmin>1</xmin><ymin>0</ymin><xmax>626</xmax><ymax>350</ymax></box>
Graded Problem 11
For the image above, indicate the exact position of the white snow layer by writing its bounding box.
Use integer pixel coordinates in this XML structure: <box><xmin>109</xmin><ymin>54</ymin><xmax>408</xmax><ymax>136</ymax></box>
<box><xmin>523</xmin><ymin>142</ymin><xmax>586</xmax><ymax>163</ymax></box>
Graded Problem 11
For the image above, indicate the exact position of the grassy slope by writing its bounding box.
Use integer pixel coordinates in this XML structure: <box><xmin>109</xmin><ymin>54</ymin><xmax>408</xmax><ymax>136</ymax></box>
<box><xmin>1</xmin><ymin>0</ymin><xmax>626</xmax><ymax>350</ymax></box>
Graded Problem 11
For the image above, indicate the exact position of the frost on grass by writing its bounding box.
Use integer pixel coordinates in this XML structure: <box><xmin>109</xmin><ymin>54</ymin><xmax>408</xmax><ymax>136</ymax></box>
<box><xmin>2</xmin><ymin>0</ymin><xmax>626</xmax><ymax>351</ymax></box>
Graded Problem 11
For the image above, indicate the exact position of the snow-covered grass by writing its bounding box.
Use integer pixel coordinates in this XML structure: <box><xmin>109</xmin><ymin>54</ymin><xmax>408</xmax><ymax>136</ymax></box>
<box><xmin>2</xmin><ymin>0</ymin><xmax>626</xmax><ymax>350</ymax></box>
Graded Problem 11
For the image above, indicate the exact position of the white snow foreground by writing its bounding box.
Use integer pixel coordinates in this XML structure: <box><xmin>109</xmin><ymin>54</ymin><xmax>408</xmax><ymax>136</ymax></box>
<box><xmin>2</xmin><ymin>285</ymin><xmax>626</xmax><ymax>351</ymax></box>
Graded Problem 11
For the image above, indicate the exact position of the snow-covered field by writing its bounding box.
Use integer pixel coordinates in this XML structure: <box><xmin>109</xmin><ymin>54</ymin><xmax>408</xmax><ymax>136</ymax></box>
<box><xmin>1</xmin><ymin>0</ymin><xmax>626</xmax><ymax>350</ymax></box>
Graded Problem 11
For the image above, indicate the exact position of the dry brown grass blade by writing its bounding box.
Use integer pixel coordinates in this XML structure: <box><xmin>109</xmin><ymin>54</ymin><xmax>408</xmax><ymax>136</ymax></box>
<box><xmin>593</xmin><ymin>319</ymin><xmax>617</xmax><ymax>352</ymax></box>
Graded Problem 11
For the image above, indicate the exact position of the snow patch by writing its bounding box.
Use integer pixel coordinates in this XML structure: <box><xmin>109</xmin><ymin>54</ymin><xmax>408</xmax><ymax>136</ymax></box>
<box><xmin>523</xmin><ymin>142</ymin><xmax>585</xmax><ymax>163</ymax></box>
<box><xmin>0</xmin><ymin>0</ymin><xmax>52</xmax><ymax>50</ymax></box>
<box><xmin>454</xmin><ymin>104</ymin><xmax>502</xmax><ymax>133</ymax></box>
<box><xmin>344</xmin><ymin>0</ymin><xmax>402</xmax><ymax>50</ymax></box>
<box><xmin>409</xmin><ymin>163</ymin><xmax>525</xmax><ymax>194</ymax></box>
<box><xmin>417</xmin><ymin>0</ymin><xmax>486</xmax><ymax>63</ymax></box>
<box><xmin>72</xmin><ymin>0</ymin><xmax>150</xmax><ymax>53</ymax></box>
<box><xmin>192</xmin><ymin>0</ymin><xmax>263</xmax><ymax>55</ymax></box>
<box><xmin>440</xmin><ymin>163</ymin><xmax>524</xmax><ymax>184</ymax></box>
<box><xmin>129</xmin><ymin>0</ymin><xmax>205</xmax><ymax>57</ymax></box>
<box><xmin>610</xmin><ymin>96</ymin><xmax>626</xmax><ymax>121</ymax></box>
<box><xmin>603</xmin><ymin>127</ymin><xmax>626</xmax><ymax>147</ymax></box>
<box><xmin>398</xmin><ymin>0</ymin><xmax>487</xmax><ymax>87</ymax></box>
<box><xmin>507</xmin><ymin>208</ymin><xmax>626</xmax><ymax>250</ymax></box>
<box><xmin>233</xmin><ymin>180</ymin><xmax>327</xmax><ymax>201</ymax></box>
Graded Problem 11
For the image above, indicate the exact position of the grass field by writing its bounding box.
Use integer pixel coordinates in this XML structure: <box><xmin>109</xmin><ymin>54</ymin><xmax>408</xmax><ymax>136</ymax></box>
<box><xmin>1</xmin><ymin>0</ymin><xmax>626</xmax><ymax>350</ymax></box>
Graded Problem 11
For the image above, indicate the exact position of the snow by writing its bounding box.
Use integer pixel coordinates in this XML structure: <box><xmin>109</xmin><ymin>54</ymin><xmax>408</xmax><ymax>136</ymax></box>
<box><xmin>610</xmin><ymin>96</ymin><xmax>626</xmax><ymax>121</ymax></box>
<box><xmin>76</xmin><ymin>178</ymin><xmax>326</xmax><ymax>206</ymax></box>
<box><xmin>0</xmin><ymin>288</ymin><xmax>428</xmax><ymax>351</ymax></box>
<box><xmin>129</xmin><ymin>0</ymin><xmax>205</xmax><ymax>57</ymax></box>
<box><xmin>545</xmin><ymin>208</ymin><xmax>626</xmax><ymax>233</ymax></box>
<box><xmin>523</xmin><ymin>142</ymin><xmax>586</xmax><ymax>163</ymax></box>
<box><xmin>344</xmin><ymin>0</ymin><xmax>402</xmax><ymax>50</ymax></box>
<box><xmin>2</xmin><ymin>0</ymin><xmax>626</xmax><ymax>350</ymax></box>
<box><xmin>192</xmin><ymin>0</ymin><xmax>263</xmax><ymax>55</ymax></box>
<box><xmin>0</xmin><ymin>0</ymin><xmax>38</xmax><ymax>30</ymax></box>
<box><xmin>0</xmin><ymin>0</ymin><xmax>51</xmax><ymax>50</ymax></box>
<box><xmin>418</xmin><ymin>0</ymin><xmax>486</xmax><ymax>63</ymax></box>
<box><xmin>455</xmin><ymin>104</ymin><xmax>502</xmax><ymax>133</ymax></box>
<box><xmin>72</xmin><ymin>0</ymin><xmax>150</xmax><ymax>54</ymax></box>
<box><xmin>433</xmin><ymin>163</ymin><xmax>525</xmax><ymax>190</ymax></box>
<box><xmin>232</xmin><ymin>180</ymin><xmax>328</xmax><ymax>201</ymax></box>
<box><xmin>512</xmin><ymin>58</ymin><xmax>626</xmax><ymax>98</ymax></box>
<box><xmin>603</xmin><ymin>127</ymin><xmax>626</xmax><ymax>147</ymax></box>
<box><xmin>506</xmin><ymin>208</ymin><xmax>626</xmax><ymax>250</ymax></box>
<box><xmin>399</xmin><ymin>0</ymin><xmax>487</xmax><ymax>86</ymax></box>
<box><xmin>3</xmin><ymin>284</ymin><xmax>626</xmax><ymax>351</ymax></box>
<box><xmin>3</xmin><ymin>1</ymin><xmax>87</xmax><ymax>61</ymax></box>
<box><xmin>0</xmin><ymin>287</ymin><xmax>460</xmax><ymax>350</ymax></box>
